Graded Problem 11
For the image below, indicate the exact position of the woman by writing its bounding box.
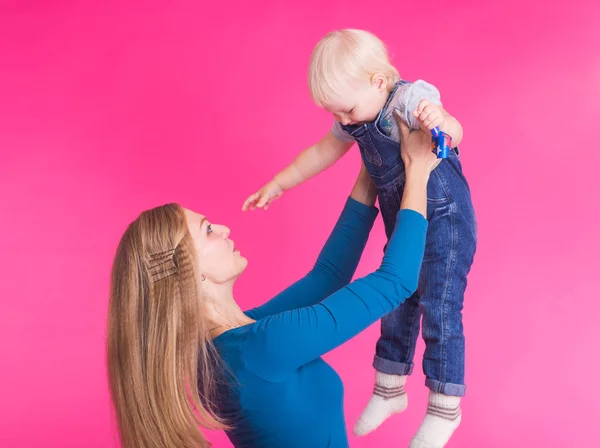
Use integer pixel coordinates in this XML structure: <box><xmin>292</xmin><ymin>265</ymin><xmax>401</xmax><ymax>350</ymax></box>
<box><xmin>107</xmin><ymin>119</ymin><xmax>438</xmax><ymax>448</ymax></box>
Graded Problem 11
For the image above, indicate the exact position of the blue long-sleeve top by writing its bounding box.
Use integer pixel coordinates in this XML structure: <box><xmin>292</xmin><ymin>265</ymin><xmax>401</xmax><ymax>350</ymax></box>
<box><xmin>212</xmin><ymin>197</ymin><xmax>428</xmax><ymax>447</ymax></box>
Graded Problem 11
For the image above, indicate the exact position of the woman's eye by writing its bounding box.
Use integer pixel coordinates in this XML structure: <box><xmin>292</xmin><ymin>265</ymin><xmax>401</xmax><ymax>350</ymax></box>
<box><xmin>207</xmin><ymin>224</ymin><xmax>213</xmax><ymax>234</ymax></box>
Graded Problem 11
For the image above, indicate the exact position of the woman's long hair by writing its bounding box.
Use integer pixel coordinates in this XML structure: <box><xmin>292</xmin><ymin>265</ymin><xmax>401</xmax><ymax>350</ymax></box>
<box><xmin>107</xmin><ymin>203</ymin><xmax>228</xmax><ymax>447</ymax></box>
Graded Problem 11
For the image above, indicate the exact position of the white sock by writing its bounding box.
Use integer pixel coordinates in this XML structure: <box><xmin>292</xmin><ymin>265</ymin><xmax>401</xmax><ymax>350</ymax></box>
<box><xmin>410</xmin><ymin>392</ymin><xmax>462</xmax><ymax>448</ymax></box>
<box><xmin>353</xmin><ymin>372</ymin><xmax>408</xmax><ymax>436</ymax></box>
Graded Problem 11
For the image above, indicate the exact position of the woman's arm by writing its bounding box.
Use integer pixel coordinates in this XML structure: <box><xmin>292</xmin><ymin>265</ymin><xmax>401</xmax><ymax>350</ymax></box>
<box><xmin>246</xmin><ymin>162</ymin><xmax>378</xmax><ymax>320</ymax></box>
<box><xmin>242</xmin><ymin>120</ymin><xmax>439</xmax><ymax>381</ymax></box>
<box><xmin>349</xmin><ymin>161</ymin><xmax>378</xmax><ymax>207</ymax></box>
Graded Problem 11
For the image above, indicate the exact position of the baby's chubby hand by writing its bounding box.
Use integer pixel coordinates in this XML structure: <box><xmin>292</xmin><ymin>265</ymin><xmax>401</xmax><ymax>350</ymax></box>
<box><xmin>413</xmin><ymin>99</ymin><xmax>446</xmax><ymax>131</ymax></box>
<box><xmin>242</xmin><ymin>180</ymin><xmax>283</xmax><ymax>211</ymax></box>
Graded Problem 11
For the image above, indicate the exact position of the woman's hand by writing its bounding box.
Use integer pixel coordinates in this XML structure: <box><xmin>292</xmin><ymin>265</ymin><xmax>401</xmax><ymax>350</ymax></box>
<box><xmin>395</xmin><ymin>111</ymin><xmax>439</xmax><ymax>217</ymax></box>
<box><xmin>350</xmin><ymin>160</ymin><xmax>377</xmax><ymax>207</ymax></box>
<box><xmin>395</xmin><ymin>110</ymin><xmax>440</xmax><ymax>173</ymax></box>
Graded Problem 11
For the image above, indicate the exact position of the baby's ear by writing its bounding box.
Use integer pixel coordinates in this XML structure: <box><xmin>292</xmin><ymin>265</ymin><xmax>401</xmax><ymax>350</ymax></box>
<box><xmin>371</xmin><ymin>73</ymin><xmax>387</xmax><ymax>90</ymax></box>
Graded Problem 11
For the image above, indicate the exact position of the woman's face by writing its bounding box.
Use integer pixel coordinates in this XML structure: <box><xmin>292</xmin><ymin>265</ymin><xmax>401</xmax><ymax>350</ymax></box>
<box><xmin>184</xmin><ymin>209</ymin><xmax>247</xmax><ymax>284</ymax></box>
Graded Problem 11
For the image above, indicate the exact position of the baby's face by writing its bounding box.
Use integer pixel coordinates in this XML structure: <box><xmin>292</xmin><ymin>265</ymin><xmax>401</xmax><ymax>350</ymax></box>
<box><xmin>324</xmin><ymin>76</ymin><xmax>389</xmax><ymax>126</ymax></box>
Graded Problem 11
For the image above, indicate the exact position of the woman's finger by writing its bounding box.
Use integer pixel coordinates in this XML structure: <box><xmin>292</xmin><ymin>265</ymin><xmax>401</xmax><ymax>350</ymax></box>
<box><xmin>394</xmin><ymin>110</ymin><xmax>411</xmax><ymax>144</ymax></box>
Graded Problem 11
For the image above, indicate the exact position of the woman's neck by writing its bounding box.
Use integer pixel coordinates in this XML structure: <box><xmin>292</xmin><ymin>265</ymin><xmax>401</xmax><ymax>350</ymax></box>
<box><xmin>204</xmin><ymin>283</ymin><xmax>255</xmax><ymax>337</ymax></box>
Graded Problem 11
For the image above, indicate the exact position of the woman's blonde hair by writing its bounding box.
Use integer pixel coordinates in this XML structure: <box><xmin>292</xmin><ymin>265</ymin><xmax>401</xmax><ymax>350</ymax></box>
<box><xmin>308</xmin><ymin>29</ymin><xmax>400</xmax><ymax>107</ymax></box>
<box><xmin>107</xmin><ymin>203</ymin><xmax>228</xmax><ymax>448</ymax></box>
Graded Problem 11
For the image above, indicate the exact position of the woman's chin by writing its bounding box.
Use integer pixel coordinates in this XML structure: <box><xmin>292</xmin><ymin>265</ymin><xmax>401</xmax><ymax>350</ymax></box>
<box><xmin>237</xmin><ymin>256</ymin><xmax>249</xmax><ymax>273</ymax></box>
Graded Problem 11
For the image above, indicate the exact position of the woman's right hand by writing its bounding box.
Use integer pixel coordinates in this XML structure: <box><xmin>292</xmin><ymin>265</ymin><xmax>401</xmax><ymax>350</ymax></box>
<box><xmin>394</xmin><ymin>111</ymin><xmax>439</xmax><ymax>217</ymax></box>
<box><xmin>395</xmin><ymin>110</ymin><xmax>440</xmax><ymax>174</ymax></box>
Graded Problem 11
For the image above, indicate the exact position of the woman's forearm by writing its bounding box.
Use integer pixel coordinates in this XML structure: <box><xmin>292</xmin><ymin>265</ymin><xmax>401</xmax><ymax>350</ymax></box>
<box><xmin>401</xmin><ymin>164</ymin><xmax>430</xmax><ymax>218</ymax></box>
<box><xmin>396</xmin><ymin>115</ymin><xmax>437</xmax><ymax>218</ymax></box>
<box><xmin>243</xmin><ymin>208</ymin><xmax>427</xmax><ymax>374</ymax></box>
<box><xmin>350</xmin><ymin>162</ymin><xmax>377</xmax><ymax>207</ymax></box>
<box><xmin>245</xmin><ymin>197</ymin><xmax>378</xmax><ymax>320</ymax></box>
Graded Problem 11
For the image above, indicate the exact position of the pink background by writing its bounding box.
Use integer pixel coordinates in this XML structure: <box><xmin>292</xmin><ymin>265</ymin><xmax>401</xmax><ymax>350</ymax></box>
<box><xmin>1</xmin><ymin>1</ymin><xmax>599</xmax><ymax>447</ymax></box>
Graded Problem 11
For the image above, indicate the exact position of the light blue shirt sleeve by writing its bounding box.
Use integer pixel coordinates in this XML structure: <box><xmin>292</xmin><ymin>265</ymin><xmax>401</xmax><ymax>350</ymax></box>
<box><xmin>330</xmin><ymin>121</ymin><xmax>356</xmax><ymax>142</ymax></box>
<box><xmin>391</xmin><ymin>79</ymin><xmax>443</xmax><ymax>129</ymax></box>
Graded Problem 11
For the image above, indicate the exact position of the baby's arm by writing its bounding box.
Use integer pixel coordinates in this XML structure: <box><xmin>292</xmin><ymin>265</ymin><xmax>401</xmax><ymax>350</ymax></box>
<box><xmin>414</xmin><ymin>101</ymin><xmax>463</xmax><ymax>147</ymax></box>
<box><xmin>395</xmin><ymin>80</ymin><xmax>463</xmax><ymax>147</ymax></box>
<box><xmin>275</xmin><ymin>131</ymin><xmax>353</xmax><ymax>189</ymax></box>
<box><xmin>442</xmin><ymin>113</ymin><xmax>463</xmax><ymax>145</ymax></box>
<box><xmin>243</xmin><ymin>131</ymin><xmax>353</xmax><ymax>211</ymax></box>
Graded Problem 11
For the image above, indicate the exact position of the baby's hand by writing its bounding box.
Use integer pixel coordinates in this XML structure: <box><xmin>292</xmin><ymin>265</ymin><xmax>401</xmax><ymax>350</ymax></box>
<box><xmin>242</xmin><ymin>180</ymin><xmax>283</xmax><ymax>211</ymax></box>
<box><xmin>413</xmin><ymin>99</ymin><xmax>446</xmax><ymax>131</ymax></box>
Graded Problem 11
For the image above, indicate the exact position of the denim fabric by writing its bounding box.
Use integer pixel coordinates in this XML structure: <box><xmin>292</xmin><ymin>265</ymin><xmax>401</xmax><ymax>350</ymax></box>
<box><xmin>341</xmin><ymin>83</ymin><xmax>477</xmax><ymax>396</ymax></box>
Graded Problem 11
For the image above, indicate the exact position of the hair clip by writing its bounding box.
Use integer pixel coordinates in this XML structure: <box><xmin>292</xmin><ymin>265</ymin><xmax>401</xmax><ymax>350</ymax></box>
<box><xmin>145</xmin><ymin>248</ymin><xmax>177</xmax><ymax>284</ymax></box>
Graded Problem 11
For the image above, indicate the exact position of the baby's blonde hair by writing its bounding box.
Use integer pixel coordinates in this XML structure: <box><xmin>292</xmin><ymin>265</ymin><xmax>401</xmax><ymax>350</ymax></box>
<box><xmin>308</xmin><ymin>29</ymin><xmax>400</xmax><ymax>107</ymax></box>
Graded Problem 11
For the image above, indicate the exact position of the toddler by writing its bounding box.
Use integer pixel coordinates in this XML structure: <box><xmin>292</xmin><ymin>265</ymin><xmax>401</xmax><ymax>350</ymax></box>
<box><xmin>243</xmin><ymin>29</ymin><xmax>477</xmax><ymax>448</ymax></box>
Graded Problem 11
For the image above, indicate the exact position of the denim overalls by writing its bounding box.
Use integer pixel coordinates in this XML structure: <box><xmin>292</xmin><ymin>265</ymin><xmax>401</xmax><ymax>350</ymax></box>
<box><xmin>341</xmin><ymin>82</ymin><xmax>477</xmax><ymax>396</ymax></box>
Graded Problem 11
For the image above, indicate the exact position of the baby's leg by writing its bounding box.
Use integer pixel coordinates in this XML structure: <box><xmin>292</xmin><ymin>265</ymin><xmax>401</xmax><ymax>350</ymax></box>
<box><xmin>354</xmin><ymin>179</ymin><xmax>424</xmax><ymax>436</ymax></box>
<box><xmin>354</xmin><ymin>294</ymin><xmax>421</xmax><ymax>436</ymax></box>
<box><xmin>411</xmin><ymin>196</ymin><xmax>476</xmax><ymax>448</ymax></box>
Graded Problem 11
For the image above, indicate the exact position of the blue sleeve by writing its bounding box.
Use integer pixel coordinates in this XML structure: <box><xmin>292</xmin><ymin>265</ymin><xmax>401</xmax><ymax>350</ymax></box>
<box><xmin>241</xmin><ymin>209</ymin><xmax>428</xmax><ymax>381</ymax></box>
<box><xmin>245</xmin><ymin>197</ymin><xmax>378</xmax><ymax>320</ymax></box>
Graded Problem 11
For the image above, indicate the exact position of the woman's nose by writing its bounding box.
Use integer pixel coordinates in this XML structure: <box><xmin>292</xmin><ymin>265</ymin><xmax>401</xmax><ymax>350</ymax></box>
<box><xmin>220</xmin><ymin>226</ymin><xmax>230</xmax><ymax>238</ymax></box>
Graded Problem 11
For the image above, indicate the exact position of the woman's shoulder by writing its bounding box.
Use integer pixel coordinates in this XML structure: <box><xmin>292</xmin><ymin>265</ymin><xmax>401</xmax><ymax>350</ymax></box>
<box><xmin>212</xmin><ymin>325</ymin><xmax>253</xmax><ymax>372</ymax></box>
<box><xmin>214</xmin><ymin>319</ymin><xmax>296</xmax><ymax>383</ymax></box>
